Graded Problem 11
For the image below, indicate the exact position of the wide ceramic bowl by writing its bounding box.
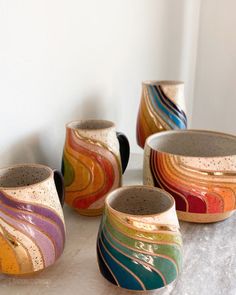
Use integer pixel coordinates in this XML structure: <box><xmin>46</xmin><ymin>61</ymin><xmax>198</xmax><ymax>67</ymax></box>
<box><xmin>96</xmin><ymin>185</ymin><xmax>182</xmax><ymax>291</ymax></box>
<box><xmin>144</xmin><ymin>130</ymin><xmax>236</xmax><ymax>223</ymax></box>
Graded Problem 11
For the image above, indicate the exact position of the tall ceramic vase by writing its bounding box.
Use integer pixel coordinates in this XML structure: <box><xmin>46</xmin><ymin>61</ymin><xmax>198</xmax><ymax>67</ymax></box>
<box><xmin>136</xmin><ymin>81</ymin><xmax>187</xmax><ymax>148</ymax></box>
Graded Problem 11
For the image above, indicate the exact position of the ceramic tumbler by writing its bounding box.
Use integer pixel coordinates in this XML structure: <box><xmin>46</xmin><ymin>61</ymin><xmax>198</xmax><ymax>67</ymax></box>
<box><xmin>97</xmin><ymin>185</ymin><xmax>183</xmax><ymax>291</ymax></box>
<box><xmin>0</xmin><ymin>164</ymin><xmax>66</xmax><ymax>276</ymax></box>
<box><xmin>62</xmin><ymin>120</ymin><xmax>130</xmax><ymax>216</ymax></box>
<box><xmin>144</xmin><ymin>130</ymin><xmax>236</xmax><ymax>223</ymax></box>
<box><xmin>136</xmin><ymin>80</ymin><xmax>187</xmax><ymax>148</ymax></box>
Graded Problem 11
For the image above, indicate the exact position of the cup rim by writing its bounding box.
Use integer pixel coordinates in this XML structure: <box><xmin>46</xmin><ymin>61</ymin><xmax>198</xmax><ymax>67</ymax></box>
<box><xmin>142</xmin><ymin>80</ymin><xmax>184</xmax><ymax>86</ymax></box>
<box><xmin>66</xmin><ymin>119</ymin><xmax>115</xmax><ymax>131</ymax></box>
<box><xmin>145</xmin><ymin>129</ymin><xmax>236</xmax><ymax>158</ymax></box>
<box><xmin>0</xmin><ymin>163</ymin><xmax>53</xmax><ymax>190</ymax></box>
<box><xmin>105</xmin><ymin>185</ymin><xmax>175</xmax><ymax>218</ymax></box>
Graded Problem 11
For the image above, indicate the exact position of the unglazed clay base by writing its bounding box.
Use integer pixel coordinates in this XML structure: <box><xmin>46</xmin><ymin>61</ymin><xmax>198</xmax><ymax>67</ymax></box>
<box><xmin>177</xmin><ymin>210</ymin><xmax>235</xmax><ymax>223</ymax></box>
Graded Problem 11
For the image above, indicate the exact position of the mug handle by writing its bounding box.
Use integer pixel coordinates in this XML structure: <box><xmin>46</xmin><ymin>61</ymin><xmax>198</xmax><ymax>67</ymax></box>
<box><xmin>116</xmin><ymin>132</ymin><xmax>130</xmax><ymax>174</ymax></box>
<box><xmin>53</xmin><ymin>170</ymin><xmax>65</xmax><ymax>207</ymax></box>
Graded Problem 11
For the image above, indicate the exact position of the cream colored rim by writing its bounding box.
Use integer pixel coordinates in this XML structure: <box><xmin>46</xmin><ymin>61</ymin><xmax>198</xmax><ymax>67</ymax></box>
<box><xmin>142</xmin><ymin>80</ymin><xmax>184</xmax><ymax>86</ymax></box>
<box><xmin>0</xmin><ymin>163</ymin><xmax>53</xmax><ymax>190</ymax></box>
<box><xmin>105</xmin><ymin>185</ymin><xmax>175</xmax><ymax>218</ymax></box>
<box><xmin>66</xmin><ymin>119</ymin><xmax>115</xmax><ymax>131</ymax></box>
<box><xmin>146</xmin><ymin>129</ymin><xmax>236</xmax><ymax>158</ymax></box>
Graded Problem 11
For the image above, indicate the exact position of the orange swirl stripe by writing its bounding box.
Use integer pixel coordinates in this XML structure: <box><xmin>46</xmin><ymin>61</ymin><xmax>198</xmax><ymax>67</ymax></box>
<box><xmin>64</xmin><ymin>129</ymin><xmax>121</xmax><ymax>210</ymax></box>
<box><xmin>150</xmin><ymin>150</ymin><xmax>236</xmax><ymax>214</ymax></box>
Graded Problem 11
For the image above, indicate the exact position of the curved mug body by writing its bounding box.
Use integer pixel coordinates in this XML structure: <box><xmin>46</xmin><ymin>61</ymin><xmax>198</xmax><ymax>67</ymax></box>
<box><xmin>62</xmin><ymin>120</ymin><xmax>130</xmax><ymax>216</ymax></box>
<box><xmin>0</xmin><ymin>164</ymin><xmax>66</xmax><ymax>276</ymax></box>
<box><xmin>97</xmin><ymin>185</ymin><xmax>183</xmax><ymax>291</ymax></box>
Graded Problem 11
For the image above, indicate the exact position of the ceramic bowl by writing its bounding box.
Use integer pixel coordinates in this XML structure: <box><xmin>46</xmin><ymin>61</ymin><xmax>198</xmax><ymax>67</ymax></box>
<box><xmin>144</xmin><ymin>129</ymin><xmax>236</xmax><ymax>223</ymax></box>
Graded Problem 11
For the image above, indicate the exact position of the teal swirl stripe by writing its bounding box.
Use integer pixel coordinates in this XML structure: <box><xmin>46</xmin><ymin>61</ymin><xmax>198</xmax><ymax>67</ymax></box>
<box><xmin>136</xmin><ymin>83</ymin><xmax>187</xmax><ymax>148</ymax></box>
<box><xmin>149</xmin><ymin>85</ymin><xmax>187</xmax><ymax>129</ymax></box>
<box><xmin>97</xmin><ymin>214</ymin><xmax>182</xmax><ymax>291</ymax></box>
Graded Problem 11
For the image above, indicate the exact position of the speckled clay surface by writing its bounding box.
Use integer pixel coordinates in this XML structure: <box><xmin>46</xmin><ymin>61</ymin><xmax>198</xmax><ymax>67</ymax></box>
<box><xmin>144</xmin><ymin>130</ymin><xmax>236</xmax><ymax>223</ymax></box>
<box><xmin>62</xmin><ymin>120</ymin><xmax>122</xmax><ymax>216</ymax></box>
<box><xmin>97</xmin><ymin>185</ymin><xmax>183</xmax><ymax>291</ymax></box>
<box><xmin>0</xmin><ymin>154</ymin><xmax>235</xmax><ymax>295</ymax></box>
<box><xmin>136</xmin><ymin>80</ymin><xmax>187</xmax><ymax>148</ymax></box>
<box><xmin>0</xmin><ymin>164</ymin><xmax>65</xmax><ymax>275</ymax></box>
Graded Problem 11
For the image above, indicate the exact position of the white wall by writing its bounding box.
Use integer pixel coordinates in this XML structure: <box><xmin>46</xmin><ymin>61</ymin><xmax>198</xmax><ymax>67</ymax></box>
<box><xmin>0</xmin><ymin>0</ymin><xmax>201</xmax><ymax>168</ymax></box>
<box><xmin>192</xmin><ymin>0</ymin><xmax>236</xmax><ymax>133</ymax></box>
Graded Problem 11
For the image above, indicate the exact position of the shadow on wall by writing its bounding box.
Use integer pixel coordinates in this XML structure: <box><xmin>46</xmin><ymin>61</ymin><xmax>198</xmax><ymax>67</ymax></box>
<box><xmin>68</xmin><ymin>94</ymin><xmax>112</xmax><ymax>121</ymax></box>
<box><xmin>0</xmin><ymin>132</ymin><xmax>49</xmax><ymax>167</ymax></box>
<box><xmin>0</xmin><ymin>93</ymin><xmax>113</xmax><ymax>168</ymax></box>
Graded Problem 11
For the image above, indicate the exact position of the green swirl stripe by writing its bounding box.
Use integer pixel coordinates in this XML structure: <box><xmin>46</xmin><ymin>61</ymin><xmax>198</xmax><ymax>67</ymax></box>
<box><xmin>104</xmin><ymin>222</ymin><xmax>182</xmax><ymax>271</ymax></box>
<box><xmin>106</xmin><ymin>215</ymin><xmax>182</xmax><ymax>246</ymax></box>
<box><xmin>62</xmin><ymin>154</ymin><xmax>75</xmax><ymax>187</ymax></box>
<box><xmin>103</xmin><ymin>226</ymin><xmax>178</xmax><ymax>284</ymax></box>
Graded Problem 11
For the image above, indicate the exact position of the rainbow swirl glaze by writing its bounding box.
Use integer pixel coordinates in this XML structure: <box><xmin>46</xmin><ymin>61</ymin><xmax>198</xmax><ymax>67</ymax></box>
<box><xmin>137</xmin><ymin>82</ymin><xmax>187</xmax><ymax>148</ymax></box>
<box><xmin>62</xmin><ymin>128</ymin><xmax>121</xmax><ymax>216</ymax></box>
<box><xmin>149</xmin><ymin>150</ymin><xmax>236</xmax><ymax>215</ymax></box>
<box><xmin>97</xmin><ymin>207</ymin><xmax>182</xmax><ymax>291</ymax></box>
<box><xmin>0</xmin><ymin>190</ymin><xmax>65</xmax><ymax>275</ymax></box>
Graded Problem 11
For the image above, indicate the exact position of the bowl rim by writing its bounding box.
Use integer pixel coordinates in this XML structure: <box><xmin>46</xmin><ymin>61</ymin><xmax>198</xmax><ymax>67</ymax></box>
<box><xmin>145</xmin><ymin>129</ymin><xmax>236</xmax><ymax>158</ymax></box>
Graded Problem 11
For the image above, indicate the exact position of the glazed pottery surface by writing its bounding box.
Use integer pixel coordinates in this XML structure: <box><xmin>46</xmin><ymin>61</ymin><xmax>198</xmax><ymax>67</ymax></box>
<box><xmin>144</xmin><ymin>130</ymin><xmax>236</xmax><ymax>223</ymax></box>
<box><xmin>97</xmin><ymin>185</ymin><xmax>183</xmax><ymax>291</ymax></box>
<box><xmin>62</xmin><ymin>120</ymin><xmax>130</xmax><ymax>216</ymax></box>
<box><xmin>136</xmin><ymin>80</ymin><xmax>187</xmax><ymax>148</ymax></box>
<box><xmin>0</xmin><ymin>164</ymin><xmax>66</xmax><ymax>276</ymax></box>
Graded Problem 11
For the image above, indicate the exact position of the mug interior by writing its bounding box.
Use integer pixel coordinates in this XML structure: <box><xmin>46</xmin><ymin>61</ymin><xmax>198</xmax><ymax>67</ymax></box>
<box><xmin>147</xmin><ymin>130</ymin><xmax>236</xmax><ymax>157</ymax></box>
<box><xmin>67</xmin><ymin>120</ymin><xmax>114</xmax><ymax>131</ymax></box>
<box><xmin>107</xmin><ymin>186</ymin><xmax>173</xmax><ymax>215</ymax></box>
<box><xmin>0</xmin><ymin>165</ymin><xmax>51</xmax><ymax>188</ymax></box>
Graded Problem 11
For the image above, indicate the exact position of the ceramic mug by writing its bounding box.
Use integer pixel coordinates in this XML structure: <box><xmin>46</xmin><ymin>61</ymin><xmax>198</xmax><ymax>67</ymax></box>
<box><xmin>0</xmin><ymin>164</ymin><xmax>66</xmax><ymax>276</ymax></box>
<box><xmin>97</xmin><ymin>185</ymin><xmax>183</xmax><ymax>291</ymax></box>
<box><xmin>62</xmin><ymin>120</ymin><xmax>130</xmax><ymax>216</ymax></box>
<box><xmin>144</xmin><ymin>130</ymin><xmax>236</xmax><ymax>223</ymax></box>
<box><xmin>136</xmin><ymin>80</ymin><xmax>187</xmax><ymax>148</ymax></box>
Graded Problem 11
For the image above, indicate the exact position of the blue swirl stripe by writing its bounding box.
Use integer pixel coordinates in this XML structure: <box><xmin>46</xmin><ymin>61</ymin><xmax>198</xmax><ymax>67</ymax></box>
<box><xmin>148</xmin><ymin>86</ymin><xmax>187</xmax><ymax>129</ymax></box>
<box><xmin>98</xmin><ymin>237</ymin><xmax>144</xmax><ymax>290</ymax></box>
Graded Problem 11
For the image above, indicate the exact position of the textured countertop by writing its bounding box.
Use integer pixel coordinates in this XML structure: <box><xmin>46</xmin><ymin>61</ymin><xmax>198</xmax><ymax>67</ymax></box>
<box><xmin>0</xmin><ymin>154</ymin><xmax>235</xmax><ymax>295</ymax></box>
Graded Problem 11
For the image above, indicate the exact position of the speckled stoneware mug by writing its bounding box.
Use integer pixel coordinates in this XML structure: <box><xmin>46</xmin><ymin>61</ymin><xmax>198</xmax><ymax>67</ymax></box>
<box><xmin>97</xmin><ymin>185</ymin><xmax>183</xmax><ymax>291</ymax></box>
<box><xmin>0</xmin><ymin>164</ymin><xmax>66</xmax><ymax>276</ymax></box>
<box><xmin>136</xmin><ymin>80</ymin><xmax>187</xmax><ymax>148</ymax></box>
<box><xmin>144</xmin><ymin>130</ymin><xmax>236</xmax><ymax>223</ymax></box>
<box><xmin>62</xmin><ymin>119</ymin><xmax>130</xmax><ymax>216</ymax></box>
